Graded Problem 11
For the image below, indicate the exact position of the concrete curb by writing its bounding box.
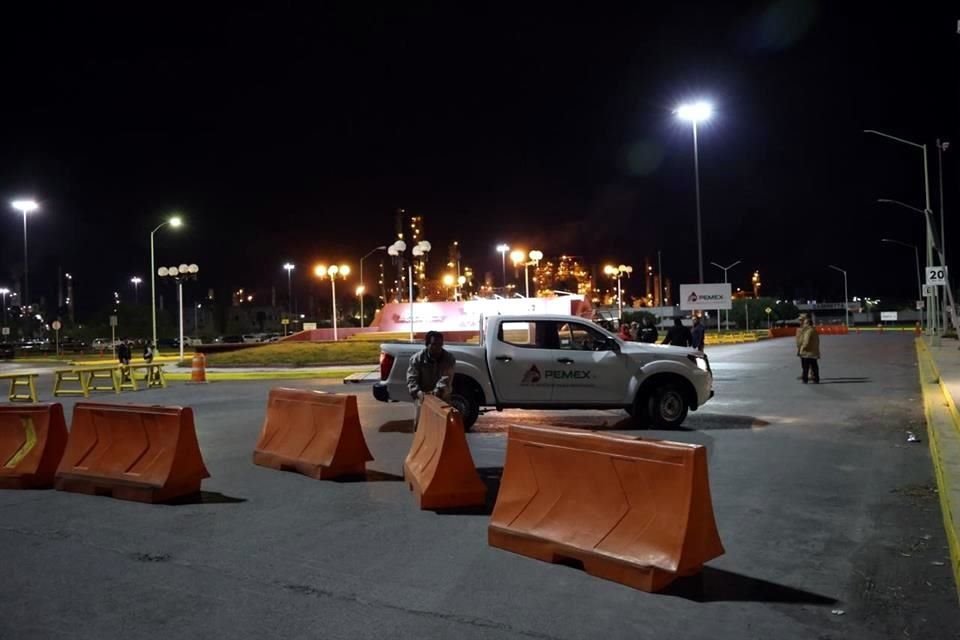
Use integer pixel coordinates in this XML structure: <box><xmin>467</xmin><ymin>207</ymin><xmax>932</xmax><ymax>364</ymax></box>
<box><xmin>915</xmin><ymin>338</ymin><xmax>960</xmax><ymax>604</ymax></box>
<box><xmin>164</xmin><ymin>369</ymin><xmax>369</xmax><ymax>382</ymax></box>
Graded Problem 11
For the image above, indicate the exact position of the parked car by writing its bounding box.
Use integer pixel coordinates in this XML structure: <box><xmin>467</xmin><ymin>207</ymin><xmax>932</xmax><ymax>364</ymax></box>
<box><xmin>216</xmin><ymin>335</ymin><xmax>244</xmax><ymax>344</ymax></box>
<box><xmin>374</xmin><ymin>314</ymin><xmax>713</xmax><ymax>430</ymax></box>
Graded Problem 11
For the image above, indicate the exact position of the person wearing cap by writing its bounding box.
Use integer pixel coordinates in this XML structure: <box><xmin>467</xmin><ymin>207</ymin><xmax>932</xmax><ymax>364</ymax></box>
<box><xmin>796</xmin><ymin>314</ymin><xmax>820</xmax><ymax>383</ymax></box>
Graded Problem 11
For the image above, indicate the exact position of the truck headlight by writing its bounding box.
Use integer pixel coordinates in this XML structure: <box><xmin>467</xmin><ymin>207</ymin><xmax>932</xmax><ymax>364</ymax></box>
<box><xmin>687</xmin><ymin>354</ymin><xmax>709</xmax><ymax>372</ymax></box>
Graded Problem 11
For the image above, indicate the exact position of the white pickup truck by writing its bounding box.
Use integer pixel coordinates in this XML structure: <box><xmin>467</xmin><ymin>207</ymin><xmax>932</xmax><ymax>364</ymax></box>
<box><xmin>373</xmin><ymin>315</ymin><xmax>713</xmax><ymax>430</ymax></box>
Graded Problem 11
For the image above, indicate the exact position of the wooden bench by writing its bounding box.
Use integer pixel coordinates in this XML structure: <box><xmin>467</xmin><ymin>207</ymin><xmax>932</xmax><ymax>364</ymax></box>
<box><xmin>0</xmin><ymin>371</ymin><xmax>40</xmax><ymax>403</ymax></box>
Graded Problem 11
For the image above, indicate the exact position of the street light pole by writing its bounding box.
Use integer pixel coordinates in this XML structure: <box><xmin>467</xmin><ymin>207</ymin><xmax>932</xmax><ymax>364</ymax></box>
<box><xmin>283</xmin><ymin>263</ymin><xmax>295</xmax><ymax>316</ymax></box>
<box><xmin>880</xmin><ymin>238</ymin><xmax>922</xmax><ymax>308</ymax></box>
<box><xmin>496</xmin><ymin>244</ymin><xmax>510</xmax><ymax>290</ymax></box>
<box><xmin>11</xmin><ymin>200</ymin><xmax>39</xmax><ymax>311</ymax></box>
<box><xmin>710</xmin><ymin>260</ymin><xmax>741</xmax><ymax>331</ymax></box>
<box><xmin>130</xmin><ymin>277</ymin><xmax>142</xmax><ymax>304</ymax></box>
<box><xmin>677</xmin><ymin>103</ymin><xmax>713</xmax><ymax>283</ymax></box>
<box><xmin>865</xmin><ymin>130</ymin><xmax>939</xmax><ymax>336</ymax></box>
<box><xmin>150</xmin><ymin>216</ymin><xmax>183</xmax><ymax>347</ymax></box>
<box><xmin>0</xmin><ymin>288</ymin><xmax>8</xmax><ymax>325</ymax></box>
<box><xmin>315</xmin><ymin>264</ymin><xmax>351</xmax><ymax>341</ymax></box>
<box><xmin>878</xmin><ymin>198</ymin><xmax>944</xmax><ymax>336</ymax></box>
<box><xmin>828</xmin><ymin>265</ymin><xmax>849</xmax><ymax>327</ymax></box>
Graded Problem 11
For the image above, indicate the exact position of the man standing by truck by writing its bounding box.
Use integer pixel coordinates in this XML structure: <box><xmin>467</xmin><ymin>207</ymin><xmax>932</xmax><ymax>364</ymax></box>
<box><xmin>406</xmin><ymin>331</ymin><xmax>456</xmax><ymax>429</ymax></box>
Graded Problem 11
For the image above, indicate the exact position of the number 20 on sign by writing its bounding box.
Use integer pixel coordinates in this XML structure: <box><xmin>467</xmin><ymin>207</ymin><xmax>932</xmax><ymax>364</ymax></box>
<box><xmin>926</xmin><ymin>266</ymin><xmax>947</xmax><ymax>286</ymax></box>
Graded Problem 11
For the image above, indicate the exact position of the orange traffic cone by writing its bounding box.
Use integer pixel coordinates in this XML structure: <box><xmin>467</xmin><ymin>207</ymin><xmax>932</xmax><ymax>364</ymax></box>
<box><xmin>190</xmin><ymin>353</ymin><xmax>208</xmax><ymax>384</ymax></box>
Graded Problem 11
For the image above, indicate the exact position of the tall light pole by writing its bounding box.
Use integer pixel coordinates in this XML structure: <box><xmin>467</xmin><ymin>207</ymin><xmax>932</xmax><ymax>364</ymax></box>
<box><xmin>0</xmin><ymin>288</ymin><xmax>8</xmax><ymax>326</ymax></box>
<box><xmin>603</xmin><ymin>264</ymin><xmax>633</xmax><ymax>320</ymax></box>
<box><xmin>710</xmin><ymin>259</ymin><xmax>741</xmax><ymax>331</ymax></box>
<box><xmin>314</xmin><ymin>263</ymin><xmax>350</xmax><ymax>341</ymax></box>
<box><xmin>130</xmin><ymin>276</ymin><xmax>142</xmax><ymax>304</ymax></box>
<box><xmin>150</xmin><ymin>215</ymin><xmax>183</xmax><ymax>347</ymax></box>
<box><xmin>878</xmin><ymin>198</ymin><xmax>945</xmax><ymax>336</ymax></box>
<box><xmin>11</xmin><ymin>199</ymin><xmax>39</xmax><ymax>310</ymax></box>
<box><xmin>527</xmin><ymin>250</ymin><xmax>543</xmax><ymax>298</ymax></box>
<box><xmin>937</xmin><ymin>139</ymin><xmax>949</xmax><ymax>265</ymax></box>
<box><xmin>865</xmin><ymin>130</ymin><xmax>940</xmax><ymax>336</ymax></box>
<box><xmin>359</xmin><ymin>246</ymin><xmax>386</xmax><ymax>329</ymax></box>
<box><xmin>158</xmin><ymin>263</ymin><xmax>198</xmax><ymax>361</ymax></box>
<box><xmin>388</xmin><ymin>240</ymin><xmax>429</xmax><ymax>341</ymax></box>
<box><xmin>880</xmin><ymin>238</ymin><xmax>922</xmax><ymax>304</ymax></box>
<box><xmin>676</xmin><ymin>102</ymin><xmax>713</xmax><ymax>283</ymax></box>
<box><xmin>496</xmin><ymin>244</ymin><xmax>510</xmax><ymax>290</ymax></box>
<box><xmin>283</xmin><ymin>262</ymin><xmax>295</xmax><ymax>315</ymax></box>
<box><xmin>828</xmin><ymin>265</ymin><xmax>849</xmax><ymax>327</ymax></box>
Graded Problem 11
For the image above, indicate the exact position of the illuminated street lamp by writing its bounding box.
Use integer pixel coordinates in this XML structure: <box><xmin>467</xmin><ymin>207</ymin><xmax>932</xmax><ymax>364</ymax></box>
<box><xmin>496</xmin><ymin>244</ymin><xmax>510</xmax><ymax>289</ymax></box>
<box><xmin>150</xmin><ymin>215</ymin><xmax>183</xmax><ymax>347</ymax></box>
<box><xmin>282</xmin><ymin>262</ymin><xmax>295</xmax><ymax>315</ymax></box>
<box><xmin>676</xmin><ymin>101</ymin><xmax>713</xmax><ymax>283</ymax></box>
<box><xmin>157</xmin><ymin>262</ymin><xmax>199</xmax><ymax>361</ymax></box>
<box><xmin>0</xmin><ymin>287</ymin><xmax>8</xmax><ymax>325</ymax></box>
<box><xmin>130</xmin><ymin>276</ymin><xmax>142</xmax><ymax>304</ymax></box>
<box><xmin>10</xmin><ymin>199</ymin><xmax>39</xmax><ymax>310</ymax></box>
<box><xmin>710</xmin><ymin>260</ymin><xmax>741</xmax><ymax>331</ymax></box>
<box><xmin>314</xmin><ymin>263</ymin><xmax>351</xmax><ymax>341</ymax></box>
<box><xmin>388</xmin><ymin>240</ymin><xmax>430</xmax><ymax>341</ymax></box>
<box><xmin>827</xmin><ymin>265</ymin><xmax>849</xmax><ymax>328</ymax></box>
<box><xmin>511</xmin><ymin>249</ymin><xmax>544</xmax><ymax>298</ymax></box>
<box><xmin>603</xmin><ymin>264</ymin><xmax>634</xmax><ymax>320</ymax></box>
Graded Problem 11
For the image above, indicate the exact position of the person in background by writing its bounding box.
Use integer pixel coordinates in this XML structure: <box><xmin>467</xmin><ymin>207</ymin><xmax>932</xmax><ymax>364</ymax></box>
<box><xmin>406</xmin><ymin>331</ymin><xmax>456</xmax><ymax>429</ymax></box>
<box><xmin>691</xmin><ymin>315</ymin><xmax>706</xmax><ymax>351</ymax></box>
<box><xmin>117</xmin><ymin>338</ymin><xmax>132</xmax><ymax>381</ymax></box>
<box><xmin>662</xmin><ymin>317</ymin><xmax>693</xmax><ymax>347</ymax></box>
<box><xmin>796</xmin><ymin>314</ymin><xmax>821</xmax><ymax>383</ymax></box>
<box><xmin>618</xmin><ymin>322</ymin><xmax>633</xmax><ymax>341</ymax></box>
<box><xmin>639</xmin><ymin>316</ymin><xmax>659</xmax><ymax>343</ymax></box>
<box><xmin>143</xmin><ymin>341</ymin><xmax>155</xmax><ymax>364</ymax></box>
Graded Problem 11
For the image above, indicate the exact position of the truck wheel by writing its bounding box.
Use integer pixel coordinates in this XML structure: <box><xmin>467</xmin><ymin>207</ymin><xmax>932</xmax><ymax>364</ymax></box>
<box><xmin>647</xmin><ymin>383</ymin><xmax>688</xmax><ymax>429</ymax></box>
<box><xmin>449</xmin><ymin>391</ymin><xmax>480</xmax><ymax>431</ymax></box>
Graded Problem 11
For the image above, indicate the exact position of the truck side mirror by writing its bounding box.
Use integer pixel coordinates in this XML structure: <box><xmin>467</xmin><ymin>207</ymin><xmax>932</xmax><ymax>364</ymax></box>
<box><xmin>605</xmin><ymin>337</ymin><xmax>621</xmax><ymax>353</ymax></box>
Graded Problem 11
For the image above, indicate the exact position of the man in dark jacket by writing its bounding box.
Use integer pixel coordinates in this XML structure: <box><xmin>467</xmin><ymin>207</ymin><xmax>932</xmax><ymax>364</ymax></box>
<box><xmin>406</xmin><ymin>331</ymin><xmax>456</xmax><ymax>428</ymax></box>
<box><xmin>638</xmin><ymin>316</ymin><xmax>659</xmax><ymax>343</ymax></box>
<box><xmin>661</xmin><ymin>318</ymin><xmax>693</xmax><ymax>347</ymax></box>
<box><xmin>690</xmin><ymin>316</ymin><xmax>706</xmax><ymax>351</ymax></box>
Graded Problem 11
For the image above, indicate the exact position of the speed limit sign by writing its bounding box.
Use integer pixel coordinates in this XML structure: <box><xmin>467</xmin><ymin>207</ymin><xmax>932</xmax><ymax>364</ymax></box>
<box><xmin>926</xmin><ymin>266</ymin><xmax>948</xmax><ymax>286</ymax></box>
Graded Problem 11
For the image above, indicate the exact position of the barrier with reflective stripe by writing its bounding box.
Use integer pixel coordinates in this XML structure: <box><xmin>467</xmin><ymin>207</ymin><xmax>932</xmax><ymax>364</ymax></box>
<box><xmin>0</xmin><ymin>404</ymin><xmax>69</xmax><ymax>489</ymax></box>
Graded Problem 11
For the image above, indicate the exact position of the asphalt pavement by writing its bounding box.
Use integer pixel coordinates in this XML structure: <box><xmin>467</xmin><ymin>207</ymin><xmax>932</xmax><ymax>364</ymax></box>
<box><xmin>1</xmin><ymin>334</ymin><xmax>957</xmax><ymax>639</ymax></box>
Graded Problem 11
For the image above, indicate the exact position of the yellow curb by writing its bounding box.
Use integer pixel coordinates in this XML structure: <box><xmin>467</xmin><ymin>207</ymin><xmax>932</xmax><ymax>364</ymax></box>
<box><xmin>164</xmin><ymin>370</ymin><xmax>367</xmax><ymax>381</ymax></box>
<box><xmin>915</xmin><ymin>338</ymin><xmax>960</xmax><ymax>603</ymax></box>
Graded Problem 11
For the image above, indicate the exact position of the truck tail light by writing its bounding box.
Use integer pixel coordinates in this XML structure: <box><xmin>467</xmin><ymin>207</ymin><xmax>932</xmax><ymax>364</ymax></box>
<box><xmin>379</xmin><ymin>352</ymin><xmax>395</xmax><ymax>380</ymax></box>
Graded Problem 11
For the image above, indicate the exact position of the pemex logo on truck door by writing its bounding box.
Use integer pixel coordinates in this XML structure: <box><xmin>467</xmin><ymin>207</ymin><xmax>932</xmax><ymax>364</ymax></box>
<box><xmin>521</xmin><ymin>365</ymin><xmax>542</xmax><ymax>384</ymax></box>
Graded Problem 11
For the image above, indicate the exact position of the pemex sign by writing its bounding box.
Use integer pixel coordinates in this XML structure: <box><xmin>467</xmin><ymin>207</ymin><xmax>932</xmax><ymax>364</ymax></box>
<box><xmin>680</xmin><ymin>283</ymin><xmax>733</xmax><ymax>310</ymax></box>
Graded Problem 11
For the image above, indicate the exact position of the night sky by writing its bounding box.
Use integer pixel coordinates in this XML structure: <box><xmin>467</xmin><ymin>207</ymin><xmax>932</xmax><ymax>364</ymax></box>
<box><xmin>1</xmin><ymin>3</ymin><xmax>957</xmax><ymax>315</ymax></box>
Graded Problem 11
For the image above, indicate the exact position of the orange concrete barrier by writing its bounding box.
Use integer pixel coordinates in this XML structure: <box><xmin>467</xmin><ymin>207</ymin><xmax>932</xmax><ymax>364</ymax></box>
<box><xmin>55</xmin><ymin>403</ymin><xmax>209</xmax><ymax>503</ymax></box>
<box><xmin>489</xmin><ymin>424</ymin><xmax>724</xmax><ymax>592</ymax></box>
<box><xmin>253</xmin><ymin>388</ymin><xmax>373</xmax><ymax>479</ymax></box>
<box><xmin>404</xmin><ymin>394</ymin><xmax>486</xmax><ymax>510</ymax></box>
<box><xmin>0</xmin><ymin>404</ymin><xmax>69</xmax><ymax>489</ymax></box>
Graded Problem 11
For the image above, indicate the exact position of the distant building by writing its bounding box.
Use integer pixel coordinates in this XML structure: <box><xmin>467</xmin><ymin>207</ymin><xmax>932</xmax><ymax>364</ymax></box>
<box><xmin>535</xmin><ymin>256</ymin><xmax>593</xmax><ymax>297</ymax></box>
